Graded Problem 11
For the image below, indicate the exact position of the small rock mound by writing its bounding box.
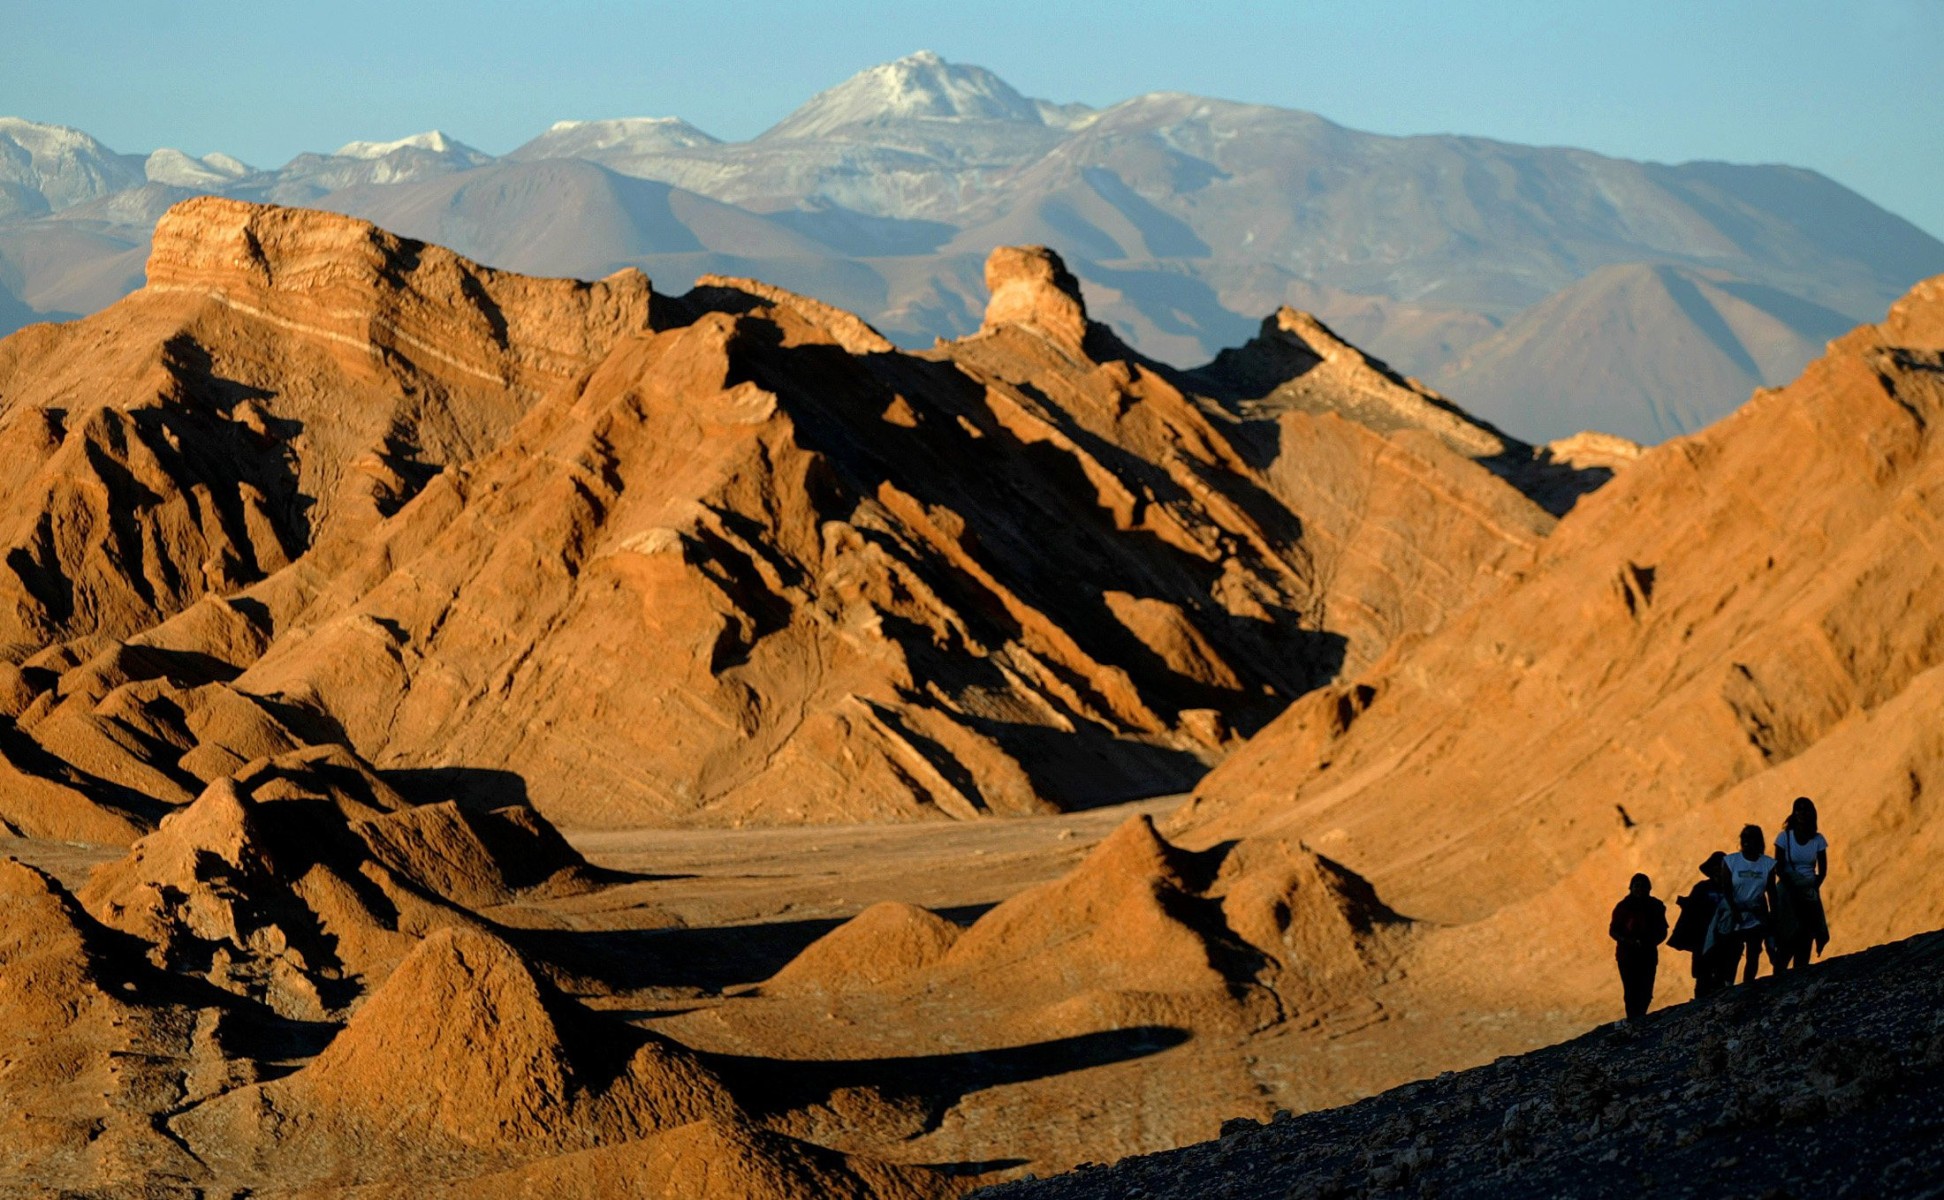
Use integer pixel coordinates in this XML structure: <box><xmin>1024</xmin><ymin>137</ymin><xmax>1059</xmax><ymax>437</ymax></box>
<box><xmin>175</xmin><ymin>926</ymin><xmax>737</xmax><ymax>1188</ymax></box>
<box><xmin>78</xmin><ymin>745</ymin><xmax>602</xmax><ymax>1017</ymax></box>
<box><xmin>981</xmin><ymin>245</ymin><xmax>1090</xmax><ymax>352</ymax></box>
<box><xmin>1212</xmin><ymin>834</ymin><xmax>1405</xmax><ymax>1005</ymax></box>
<box><xmin>428</xmin><ymin>1112</ymin><xmax>955</xmax><ymax>1200</ymax></box>
<box><xmin>942</xmin><ymin>815</ymin><xmax>1221</xmax><ymax>993</ymax></box>
<box><xmin>766</xmin><ymin>900</ymin><xmax>963</xmax><ymax>993</ymax></box>
<box><xmin>357</xmin><ymin>799</ymin><xmax>602</xmax><ymax>909</ymax></box>
<box><xmin>719</xmin><ymin>816</ymin><xmax>1405</xmax><ymax>1037</ymax></box>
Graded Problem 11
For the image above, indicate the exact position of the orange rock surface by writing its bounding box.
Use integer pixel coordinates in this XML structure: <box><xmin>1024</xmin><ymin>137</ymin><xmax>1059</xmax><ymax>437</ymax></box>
<box><xmin>0</xmin><ymin>199</ymin><xmax>1572</xmax><ymax>834</ymax></box>
<box><xmin>37</xmin><ymin>199</ymin><xmax>1929</xmax><ymax>1196</ymax></box>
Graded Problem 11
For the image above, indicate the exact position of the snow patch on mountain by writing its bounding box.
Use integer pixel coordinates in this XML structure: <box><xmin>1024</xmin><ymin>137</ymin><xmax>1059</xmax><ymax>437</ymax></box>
<box><xmin>333</xmin><ymin>130</ymin><xmax>483</xmax><ymax>160</ymax></box>
<box><xmin>509</xmin><ymin>117</ymin><xmax>721</xmax><ymax>162</ymax></box>
<box><xmin>145</xmin><ymin>148</ymin><xmax>254</xmax><ymax>188</ymax></box>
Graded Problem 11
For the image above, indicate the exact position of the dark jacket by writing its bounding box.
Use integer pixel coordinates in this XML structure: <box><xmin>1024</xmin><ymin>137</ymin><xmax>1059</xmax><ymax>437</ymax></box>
<box><xmin>1669</xmin><ymin>881</ymin><xmax>1727</xmax><ymax>953</ymax></box>
<box><xmin>1610</xmin><ymin>894</ymin><xmax>1668</xmax><ymax>960</ymax></box>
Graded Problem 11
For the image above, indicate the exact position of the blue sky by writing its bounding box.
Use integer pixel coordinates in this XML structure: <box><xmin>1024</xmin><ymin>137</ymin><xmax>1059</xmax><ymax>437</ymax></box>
<box><xmin>7</xmin><ymin>0</ymin><xmax>1941</xmax><ymax>239</ymax></box>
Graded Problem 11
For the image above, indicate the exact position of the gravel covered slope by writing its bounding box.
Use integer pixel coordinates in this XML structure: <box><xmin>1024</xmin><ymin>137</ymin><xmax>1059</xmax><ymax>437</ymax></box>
<box><xmin>976</xmin><ymin>929</ymin><xmax>1944</xmax><ymax>1199</ymax></box>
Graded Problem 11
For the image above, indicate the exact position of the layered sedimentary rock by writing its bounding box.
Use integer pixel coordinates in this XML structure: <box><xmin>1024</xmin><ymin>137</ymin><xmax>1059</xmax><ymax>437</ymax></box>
<box><xmin>0</xmin><ymin>197</ymin><xmax>651</xmax><ymax>654</ymax></box>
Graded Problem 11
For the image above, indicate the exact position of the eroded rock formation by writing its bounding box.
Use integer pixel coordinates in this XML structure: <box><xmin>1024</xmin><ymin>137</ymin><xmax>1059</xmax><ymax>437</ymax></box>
<box><xmin>0</xmin><ymin>202</ymin><xmax>1578</xmax><ymax>832</ymax></box>
<box><xmin>1179</xmin><ymin>272</ymin><xmax>1944</xmax><ymax>998</ymax></box>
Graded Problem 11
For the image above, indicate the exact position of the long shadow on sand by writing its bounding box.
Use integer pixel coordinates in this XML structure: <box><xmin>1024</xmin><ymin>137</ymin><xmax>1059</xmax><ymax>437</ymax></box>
<box><xmin>704</xmin><ymin>1024</ymin><xmax>1192</xmax><ymax>1132</ymax></box>
<box><xmin>513</xmin><ymin>902</ymin><xmax>1001</xmax><ymax>994</ymax></box>
<box><xmin>509</xmin><ymin>917</ymin><xmax>850</xmax><ymax>993</ymax></box>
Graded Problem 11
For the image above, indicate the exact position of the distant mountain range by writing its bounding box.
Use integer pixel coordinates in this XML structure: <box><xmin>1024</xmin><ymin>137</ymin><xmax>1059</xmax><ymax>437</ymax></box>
<box><xmin>4</xmin><ymin>52</ymin><xmax>1940</xmax><ymax>443</ymax></box>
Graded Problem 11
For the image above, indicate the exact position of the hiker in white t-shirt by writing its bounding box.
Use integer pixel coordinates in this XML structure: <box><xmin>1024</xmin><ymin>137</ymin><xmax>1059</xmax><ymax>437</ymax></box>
<box><xmin>1771</xmin><ymin>796</ymin><xmax>1830</xmax><ymax>971</ymax></box>
<box><xmin>1719</xmin><ymin>824</ymin><xmax>1777</xmax><ymax>983</ymax></box>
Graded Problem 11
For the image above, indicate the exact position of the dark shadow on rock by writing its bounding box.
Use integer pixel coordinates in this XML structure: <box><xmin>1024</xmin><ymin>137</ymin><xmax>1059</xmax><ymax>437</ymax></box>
<box><xmin>929</xmin><ymin>1158</ymin><xmax>1033</xmax><ymax>1178</ymax></box>
<box><xmin>953</xmin><ymin>717</ymin><xmax>1210</xmax><ymax>812</ymax></box>
<box><xmin>381</xmin><ymin>765</ymin><xmax>531</xmax><ymax>813</ymax></box>
<box><xmin>156</xmin><ymin>333</ymin><xmax>315</xmax><ymax>569</ymax></box>
<box><xmin>1482</xmin><ymin>450</ymin><xmax>1618</xmax><ymax>518</ymax></box>
<box><xmin>0</xmin><ymin>722</ymin><xmax>175</xmax><ymax>827</ymax></box>
<box><xmin>697</xmin><ymin>324</ymin><xmax>1347</xmax><ymax>805</ymax></box>
<box><xmin>934</xmin><ymin>901</ymin><xmax>999</xmax><ymax>928</ymax></box>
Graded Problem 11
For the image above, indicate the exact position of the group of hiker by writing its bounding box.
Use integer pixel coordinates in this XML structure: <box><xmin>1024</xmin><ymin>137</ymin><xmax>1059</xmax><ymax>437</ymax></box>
<box><xmin>1605</xmin><ymin>796</ymin><xmax>1830</xmax><ymax>1019</ymax></box>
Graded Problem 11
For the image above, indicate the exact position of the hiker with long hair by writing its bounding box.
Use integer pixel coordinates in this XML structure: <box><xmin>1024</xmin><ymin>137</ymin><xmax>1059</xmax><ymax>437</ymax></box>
<box><xmin>1608</xmin><ymin>873</ymin><xmax>1668</xmax><ymax>1019</ymax></box>
<box><xmin>1771</xmin><ymin>796</ymin><xmax>1830</xmax><ymax>971</ymax></box>
<box><xmin>1668</xmin><ymin>852</ymin><xmax>1737</xmax><ymax>998</ymax></box>
<box><xmin>1720</xmin><ymin>824</ymin><xmax>1777</xmax><ymax>982</ymax></box>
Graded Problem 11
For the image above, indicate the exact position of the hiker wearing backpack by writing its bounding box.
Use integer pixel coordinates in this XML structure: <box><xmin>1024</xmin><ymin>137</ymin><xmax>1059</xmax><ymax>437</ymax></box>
<box><xmin>1770</xmin><ymin>796</ymin><xmax>1830</xmax><ymax>971</ymax></box>
<box><xmin>1608</xmin><ymin>873</ymin><xmax>1667</xmax><ymax>1019</ymax></box>
<box><xmin>1668</xmin><ymin>852</ymin><xmax>1737</xmax><ymax>998</ymax></box>
<box><xmin>1720</xmin><ymin>824</ymin><xmax>1778</xmax><ymax>982</ymax></box>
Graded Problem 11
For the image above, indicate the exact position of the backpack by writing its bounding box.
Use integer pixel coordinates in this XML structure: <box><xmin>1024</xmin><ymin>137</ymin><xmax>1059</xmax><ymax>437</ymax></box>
<box><xmin>1668</xmin><ymin>886</ymin><xmax>1717</xmax><ymax>952</ymax></box>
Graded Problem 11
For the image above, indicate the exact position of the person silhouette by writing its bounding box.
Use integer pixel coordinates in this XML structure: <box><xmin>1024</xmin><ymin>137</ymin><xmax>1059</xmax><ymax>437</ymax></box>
<box><xmin>1720</xmin><ymin>825</ymin><xmax>1777</xmax><ymax>982</ymax></box>
<box><xmin>1771</xmin><ymin>796</ymin><xmax>1829</xmax><ymax>971</ymax></box>
<box><xmin>1669</xmin><ymin>852</ymin><xmax>1736</xmax><ymax>998</ymax></box>
<box><xmin>1609</xmin><ymin>873</ymin><xmax>1667</xmax><ymax>1019</ymax></box>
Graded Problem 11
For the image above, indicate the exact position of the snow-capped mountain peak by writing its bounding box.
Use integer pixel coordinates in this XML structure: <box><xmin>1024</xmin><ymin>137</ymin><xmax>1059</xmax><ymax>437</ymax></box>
<box><xmin>0</xmin><ymin>116</ymin><xmax>145</xmax><ymax>213</ymax></box>
<box><xmin>759</xmin><ymin>50</ymin><xmax>1048</xmax><ymax>140</ymax></box>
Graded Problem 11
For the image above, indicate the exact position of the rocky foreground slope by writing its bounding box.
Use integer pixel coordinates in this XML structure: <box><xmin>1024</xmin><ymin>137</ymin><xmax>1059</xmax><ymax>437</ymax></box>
<box><xmin>974</xmin><ymin>926</ymin><xmax>1944</xmax><ymax>1199</ymax></box>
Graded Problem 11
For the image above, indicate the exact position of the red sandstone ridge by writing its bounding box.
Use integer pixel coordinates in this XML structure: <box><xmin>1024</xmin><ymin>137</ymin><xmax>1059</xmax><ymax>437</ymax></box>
<box><xmin>0</xmin><ymin>197</ymin><xmax>650</xmax><ymax>653</ymax></box>
<box><xmin>0</xmin><ymin>201</ymin><xmax>1595</xmax><ymax>831</ymax></box>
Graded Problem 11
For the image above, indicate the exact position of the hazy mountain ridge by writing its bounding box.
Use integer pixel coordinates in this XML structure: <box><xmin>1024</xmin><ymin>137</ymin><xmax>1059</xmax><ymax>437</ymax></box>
<box><xmin>3</xmin><ymin>51</ymin><xmax>1940</xmax><ymax>443</ymax></box>
<box><xmin>1439</xmin><ymin>262</ymin><xmax>1860</xmax><ymax>442</ymax></box>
